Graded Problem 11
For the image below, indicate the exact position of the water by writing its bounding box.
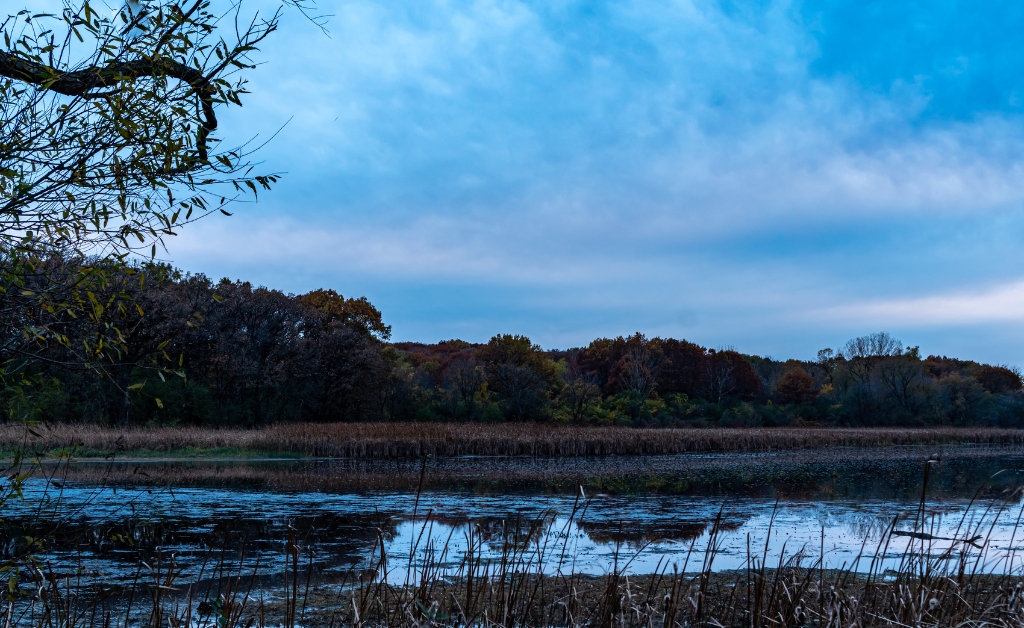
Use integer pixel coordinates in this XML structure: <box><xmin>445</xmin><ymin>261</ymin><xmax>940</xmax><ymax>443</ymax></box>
<box><xmin>5</xmin><ymin>446</ymin><xmax>1024</xmax><ymax>593</ymax></box>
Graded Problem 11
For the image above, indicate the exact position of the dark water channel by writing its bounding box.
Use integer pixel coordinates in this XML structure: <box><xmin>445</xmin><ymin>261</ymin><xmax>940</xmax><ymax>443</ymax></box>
<box><xmin>6</xmin><ymin>446</ymin><xmax>1024</xmax><ymax>594</ymax></box>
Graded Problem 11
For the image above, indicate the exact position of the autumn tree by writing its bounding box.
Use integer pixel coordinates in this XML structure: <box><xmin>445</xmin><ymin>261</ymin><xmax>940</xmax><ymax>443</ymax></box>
<box><xmin>702</xmin><ymin>350</ymin><xmax>762</xmax><ymax>403</ymax></box>
<box><xmin>574</xmin><ymin>338</ymin><xmax>616</xmax><ymax>395</ymax></box>
<box><xmin>774</xmin><ymin>367</ymin><xmax>815</xmax><ymax>405</ymax></box>
<box><xmin>479</xmin><ymin>334</ymin><xmax>556</xmax><ymax>421</ymax></box>
<box><xmin>975</xmin><ymin>366</ymin><xmax>1023</xmax><ymax>394</ymax></box>
<box><xmin>656</xmin><ymin>338</ymin><xmax>706</xmax><ymax>398</ymax></box>
<box><xmin>609</xmin><ymin>333</ymin><xmax>660</xmax><ymax>400</ymax></box>
<box><xmin>557</xmin><ymin>351</ymin><xmax>601</xmax><ymax>423</ymax></box>
<box><xmin>297</xmin><ymin>289</ymin><xmax>391</xmax><ymax>340</ymax></box>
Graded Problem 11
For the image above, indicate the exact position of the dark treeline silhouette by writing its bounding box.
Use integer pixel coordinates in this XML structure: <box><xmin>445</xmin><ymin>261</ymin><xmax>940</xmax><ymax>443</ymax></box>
<box><xmin>2</xmin><ymin>263</ymin><xmax>1022</xmax><ymax>427</ymax></box>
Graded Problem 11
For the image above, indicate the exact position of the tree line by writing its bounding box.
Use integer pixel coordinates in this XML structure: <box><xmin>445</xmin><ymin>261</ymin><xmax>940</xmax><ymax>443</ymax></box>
<box><xmin>2</xmin><ymin>263</ymin><xmax>1021</xmax><ymax>427</ymax></box>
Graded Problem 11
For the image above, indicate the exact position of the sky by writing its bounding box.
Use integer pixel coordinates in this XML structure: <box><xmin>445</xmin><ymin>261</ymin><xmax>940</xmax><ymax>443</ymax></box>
<box><xmin>155</xmin><ymin>0</ymin><xmax>1024</xmax><ymax>363</ymax></box>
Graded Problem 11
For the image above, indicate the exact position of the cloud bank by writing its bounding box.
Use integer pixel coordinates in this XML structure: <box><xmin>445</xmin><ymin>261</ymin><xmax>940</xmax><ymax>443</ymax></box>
<box><xmin>159</xmin><ymin>0</ymin><xmax>1024</xmax><ymax>364</ymax></box>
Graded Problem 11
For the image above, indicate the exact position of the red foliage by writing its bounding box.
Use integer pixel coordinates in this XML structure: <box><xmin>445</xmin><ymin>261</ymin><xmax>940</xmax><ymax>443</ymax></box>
<box><xmin>775</xmin><ymin>368</ymin><xmax>816</xmax><ymax>405</ymax></box>
<box><xmin>656</xmin><ymin>338</ymin><xmax>707</xmax><ymax>398</ymax></box>
<box><xmin>975</xmin><ymin>366</ymin><xmax>1023</xmax><ymax>394</ymax></box>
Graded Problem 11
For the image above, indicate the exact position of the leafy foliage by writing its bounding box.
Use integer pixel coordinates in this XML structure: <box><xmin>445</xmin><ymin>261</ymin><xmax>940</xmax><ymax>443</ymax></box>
<box><xmin>0</xmin><ymin>0</ymin><xmax>284</xmax><ymax>396</ymax></box>
<box><xmin>5</xmin><ymin>268</ymin><xmax>1022</xmax><ymax>431</ymax></box>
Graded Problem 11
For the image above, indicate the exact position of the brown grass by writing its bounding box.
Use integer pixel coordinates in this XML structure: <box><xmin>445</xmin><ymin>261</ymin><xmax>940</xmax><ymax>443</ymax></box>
<box><xmin>5</xmin><ymin>423</ymin><xmax>1024</xmax><ymax>459</ymax></box>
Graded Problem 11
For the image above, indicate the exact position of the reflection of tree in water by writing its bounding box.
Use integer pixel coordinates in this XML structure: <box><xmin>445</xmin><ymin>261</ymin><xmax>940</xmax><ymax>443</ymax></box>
<box><xmin>0</xmin><ymin>510</ymin><xmax>400</xmax><ymax>592</ymax></box>
<box><xmin>606</xmin><ymin>456</ymin><xmax>1024</xmax><ymax>501</ymax></box>
<box><xmin>459</xmin><ymin>513</ymin><xmax>559</xmax><ymax>547</ymax></box>
<box><xmin>577</xmin><ymin>520</ymin><xmax>708</xmax><ymax>548</ymax></box>
<box><xmin>815</xmin><ymin>500</ymin><xmax>1010</xmax><ymax>543</ymax></box>
<box><xmin>59</xmin><ymin>450</ymin><xmax>1024</xmax><ymax>501</ymax></box>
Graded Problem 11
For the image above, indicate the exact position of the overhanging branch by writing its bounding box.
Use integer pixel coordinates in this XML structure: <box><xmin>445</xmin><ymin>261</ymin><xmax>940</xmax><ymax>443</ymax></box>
<box><xmin>0</xmin><ymin>52</ymin><xmax>217</xmax><ymax>161</ymax></box>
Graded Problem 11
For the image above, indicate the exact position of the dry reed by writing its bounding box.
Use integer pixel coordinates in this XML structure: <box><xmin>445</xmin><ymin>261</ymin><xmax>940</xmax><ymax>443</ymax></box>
<box><xmin>4</xmin><ymin>423</ymin><xmax>1024</xmax><ymax>459</ymax></box>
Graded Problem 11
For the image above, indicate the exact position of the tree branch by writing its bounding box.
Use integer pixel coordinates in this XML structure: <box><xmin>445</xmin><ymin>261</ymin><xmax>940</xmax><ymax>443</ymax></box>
<box><xmin>0</xmin><ymin>52</ymin><xmax>216</xmax><ymax>160</ymax></box>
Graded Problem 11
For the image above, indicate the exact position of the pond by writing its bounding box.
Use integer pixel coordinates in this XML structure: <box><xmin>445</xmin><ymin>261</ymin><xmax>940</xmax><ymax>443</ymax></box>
<box><xmin>5</xmin><ymin>445</ymin><xmax>1024</xmax><ymax>595</ymax></box>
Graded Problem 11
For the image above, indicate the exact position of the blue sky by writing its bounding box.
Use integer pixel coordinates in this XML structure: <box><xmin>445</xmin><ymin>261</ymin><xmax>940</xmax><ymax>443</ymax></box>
<box><xmin>162</xmin><ymin>0</ymin><xmax>1024</xmax><ymax>363</ymax></box>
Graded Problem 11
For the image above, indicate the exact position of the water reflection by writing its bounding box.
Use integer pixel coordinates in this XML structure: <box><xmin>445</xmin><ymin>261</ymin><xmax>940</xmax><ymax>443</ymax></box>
<box><xmin>3</xmin><ymin>447</ymin><xmax>1024</xmax><ymax>594</ymax></box>
<box><xmin>380</xmin><ymin>498</ymin><xmax>1024</xmax><ymax>582</ymax></box>
<box><xmin>53</xmin><ymin>446</ymin><xmax>1024</xmax><ymax>499</ymax></box>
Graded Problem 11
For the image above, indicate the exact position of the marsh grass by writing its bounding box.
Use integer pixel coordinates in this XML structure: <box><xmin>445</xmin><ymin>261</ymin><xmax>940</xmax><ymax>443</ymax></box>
<box><xmin>3</xmin><ymin>424</ymin><xmax>1024</xmax><ymax>460</ymax></box>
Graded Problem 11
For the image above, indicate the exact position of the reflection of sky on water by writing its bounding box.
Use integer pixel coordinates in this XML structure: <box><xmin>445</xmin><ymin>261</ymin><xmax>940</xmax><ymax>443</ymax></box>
<box><xmin>7</xmin><ymin>479</ymin><xmax>1024</xmax><ymax>590</ymax></box>
<box><xmin>380</xmin><ymin>497</ymin><xmax>1024</xmax><ymax>581</ymax></box>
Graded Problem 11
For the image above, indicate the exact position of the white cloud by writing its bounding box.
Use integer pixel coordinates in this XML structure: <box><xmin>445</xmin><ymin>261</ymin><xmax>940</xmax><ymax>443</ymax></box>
<box><xmin>124</xmin><ymin>0</ymin><xmax>1024</xmax><ymax>362</ymax></box>
<box><xmin>817</xmin><ymin>280</ymin><xmax>1024</xmax><ymax>327</ymax></box>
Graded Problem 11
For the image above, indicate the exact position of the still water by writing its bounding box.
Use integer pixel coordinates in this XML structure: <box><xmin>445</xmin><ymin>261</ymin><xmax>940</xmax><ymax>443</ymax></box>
<box><xmin>6</xmin><ymin>446</ymin><xmax>1024</xmax><ymax>590</ymax></box>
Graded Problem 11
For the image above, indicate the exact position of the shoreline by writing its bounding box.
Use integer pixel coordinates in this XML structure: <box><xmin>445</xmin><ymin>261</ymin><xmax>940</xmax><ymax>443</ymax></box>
<box><xmin>7</xmin><ymin>439</ymin><xmax>1023</xmax><ymax>465</ymax></box>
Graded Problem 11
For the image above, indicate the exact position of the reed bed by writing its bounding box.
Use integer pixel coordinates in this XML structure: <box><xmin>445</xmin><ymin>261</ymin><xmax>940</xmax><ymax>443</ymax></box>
<box><xmin>4</xmin><ymin>423</ymin><xmax>1024</xmax><ymax>459</ymax></box>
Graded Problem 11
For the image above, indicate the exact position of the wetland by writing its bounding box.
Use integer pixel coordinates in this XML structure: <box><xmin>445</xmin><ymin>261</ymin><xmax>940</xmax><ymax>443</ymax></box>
<box><xmin>9</xmin><ymin>444</ymin><xmax>1024</xmax><ymax>587</ymax></box>
<box><xmin>7</xmin><ymin>439</ymin><xmax>1024</xmax><ymax>626</ymax></box>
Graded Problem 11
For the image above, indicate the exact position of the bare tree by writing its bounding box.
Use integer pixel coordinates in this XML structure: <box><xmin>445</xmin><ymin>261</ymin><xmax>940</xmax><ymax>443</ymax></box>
<box><xmin>838</xmin><ymin>332</ymin><xmax>905</xmax><ymax>389</ymax></box>
<box><xmin>878</xmin><ymin>357</ymin><xmax>922</xmax><ymax>411</ymax></box>
<box><xmin>703</xmin><ymin>355</ymin><xmax>736</xmax><ymax>405</ymax></box>
<box><xmin>840</xmin><ymin>332</ymin><xmax>904</xmax><ymax>359</ymax></box>
<box><xmin>618</xmin><ymin>342</ymin><xmax>657</xmax><ymax>400</ymax></box>
<box><xmin>816</xmin><ymin>348</ymin><xmax>838</xmax><ymax>385</ymax></box>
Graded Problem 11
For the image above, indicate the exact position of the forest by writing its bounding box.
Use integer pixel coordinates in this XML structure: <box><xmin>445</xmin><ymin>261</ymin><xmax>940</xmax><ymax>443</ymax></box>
<box><xmin>2</xmin><ymin>260</ymin><xmax>1021</xmax><ymax>429</ymax></box>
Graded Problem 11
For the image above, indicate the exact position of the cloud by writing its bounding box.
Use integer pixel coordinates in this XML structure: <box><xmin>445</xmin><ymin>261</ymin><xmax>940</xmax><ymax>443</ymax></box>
<box><xmin>817</xmin><ymin>280</ymin><xmax>1024</xmax><ymax>327</ymax></box>
<box><xmin>157</xmin><ymin>0</ymin><xmax>1024</xmax><ymax>361</ymax></box>
<box><xmin>228</xmin><ymin>0</ymin><xmax>1024</xmax><ymax>231</ymax></box>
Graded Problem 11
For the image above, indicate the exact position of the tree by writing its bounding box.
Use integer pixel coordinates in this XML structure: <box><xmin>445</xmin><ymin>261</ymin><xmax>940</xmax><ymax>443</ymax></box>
<box><xmin>557</xmin><ymin>351</ymin><xmax>601</xmax><ymax>423</ymax></box>
<box><xmin>297</xmin><ymin>289</ymin><xmax>391</xmax><ymax>340</ymax></box>
<box><xmin>440</xmin><ymin>356</ymin><xmax>484</xmax><ymax>421</ymax></box>
<box><xmin>815</xmin><ymin>348</ymin><xmax>838</xmax><ymax>385</ymax></box>
<box><xmin>840</xmin><ymin>332</ymin><xmax>904</xmax><ymax>359</ymax></box>
<box><xmin>573</xmin><ymin>338</ymin><xmax>616</xmax><ymax>395</ymax></box>
<box><xmin>775</xmin><ymin>368</ymin><xmax>815</xmax><ymax>405</ymax></box>
<box><xmin>837</xmin><ymin>332</ymin><xmax>904</xmax><ymax>389</ymax></box>
<box><xmin>877</xmin><ymin>356</ymin><xmax>922</xmax><ymax>411</ymax></box>
<box><xmin>702</xmin><ymin>350</ymin><xmax>762</xmax><ymax>404</ymax></box>
<box><xmin>656</xmin><ymin>338</ymin><xmax>707</xmax><ymax>398</ymax></box>
<box><xmin>479</xmin><ymin>334</ymin><xmax>555</xmax><ymax>421</ymax></box>
<box><xmin>0</xmin><ymin>0</ymin><xmax>285</xmax><ymax>382</ymax></box>
<box><xmin>609</xmin><ymin>333</ymin><xmax>659</xmax><ymax>400</ymax></box>
<box><xmin>975</xmin><ymin>366</ymin><xmax>1023</xmax><ymax>394</ymax></box>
